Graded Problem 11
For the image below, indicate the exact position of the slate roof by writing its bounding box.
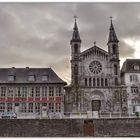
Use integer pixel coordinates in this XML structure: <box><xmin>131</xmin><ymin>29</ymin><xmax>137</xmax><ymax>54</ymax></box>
<box><xmin>0</xmin><ymin>67</ymin><xmax>67</xmax><ymax>84</ymax></box>
<box><xmin>121</xmin><ymin>59</ymin><xmax>140</xmax><ymax>73</ymax></box>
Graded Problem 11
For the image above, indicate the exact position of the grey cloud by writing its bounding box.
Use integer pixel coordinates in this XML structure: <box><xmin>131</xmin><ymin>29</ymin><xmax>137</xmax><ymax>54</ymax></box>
<box><xmin>119</xmin><ymin>40</ymin><xmax>135</xmax><ymax>58</ymax></box>
<box><xmin>0</xmin><ymin>3</ymin><xmax>139</xmax><ymax>82</ymax></box>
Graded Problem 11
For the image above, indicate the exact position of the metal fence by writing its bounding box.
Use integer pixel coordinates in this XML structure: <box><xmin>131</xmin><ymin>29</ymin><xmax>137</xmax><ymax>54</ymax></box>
<box><xmin>63</xmin><ymin>112</ymin><xmax>139</xmax><ymax>119</ymax></box>
<box><xmin>99</xmin><ymin>112</ymin><xmax>137</xmax><ymax>118</ymax></box>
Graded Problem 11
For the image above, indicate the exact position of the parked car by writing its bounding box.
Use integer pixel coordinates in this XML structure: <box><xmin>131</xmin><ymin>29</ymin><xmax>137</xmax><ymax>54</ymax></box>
<box><xmin>1</xmin><ymin>112</ymin><xmax>17</xmax><ymax>119</ymax></box>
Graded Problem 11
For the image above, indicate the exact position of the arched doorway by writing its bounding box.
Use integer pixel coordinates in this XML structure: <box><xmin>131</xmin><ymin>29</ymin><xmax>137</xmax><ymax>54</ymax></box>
<box><xmin>92</xmin><ymin>100</ymin><xmax>101</xmax><ymax>111</ymax></box>
<box><xmin>91</xmin><ymin>90</ymin><xmax>105</xmax><ymax>118</ymax></box>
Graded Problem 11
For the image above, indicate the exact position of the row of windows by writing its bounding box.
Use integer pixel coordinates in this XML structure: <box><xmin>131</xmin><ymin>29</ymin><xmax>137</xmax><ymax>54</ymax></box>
<box><xmin>84</xmin><ymin>78</ymin><xmax>108</xmax><ymax>87</ymax></box>
<box><xmin>131</xmin><ymin>87</ymin><xmax>139</xmax><ymax>94</ymax></box>
<box><xmin>8</xmin><ymin>75</ymin><xmax>49</xmax><ymax>82</ymax></box>
<box><xmin>0</xmin><ymin>102</ymin><xmax>61</xmax><ymax>113</ymax></box>
<box><xmin>0</xmin><ymin>86</ymin><xmax>62</xmax><ymax>97</ymax></box>
<box><xmin>130</xmin><ymin>75</ymin><xmax>138</xmax><ymax>82</ymax></box>
<box><xmin>113</xmin><ymin>90</ymin><xmax>127</xmax><ymax>102</ymax></box>
<box><xmin>132</xmin><ymin>99</ymin><xmax>140</xmax><ymax>104</ymax></box>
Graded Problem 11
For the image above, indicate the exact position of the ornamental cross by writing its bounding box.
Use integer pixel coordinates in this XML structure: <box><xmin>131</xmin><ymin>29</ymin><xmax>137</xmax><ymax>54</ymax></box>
<box><xmin>94</xmin><ymin>41</ymin><xmax>96</xmax><ymax>46</ymax></box>
<box><xmin>74</xmin><ymin>15</ymin><xmax>78</xmax><ymax>21</ymax></box>
<box><xmin>110</xmin><ymin>16</ymin><xmax>113</xmax><ymax>22</ymax></box>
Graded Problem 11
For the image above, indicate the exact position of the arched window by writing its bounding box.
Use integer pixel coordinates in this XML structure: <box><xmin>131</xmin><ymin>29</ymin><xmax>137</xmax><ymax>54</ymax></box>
<box><xmin>105</xmin><ymin>78</ymin><xmax>108</xmax><ymax>86</ymax></box>
<box><xmin>74</xmin><ymin>64</ymin><xmax>78</xmax><ymax>75</ymax></box>
<box><xmin>89</xmin><ymin>78</ymin><xmax>91</xmax><ymax>86</ymax></box>
<box><xmin>101</xmin><ymin>78</ymin><xmax>104</xmax><ymax>86</ymax></box>
<box><xmin>112</xmin><ymin>44</ymin><xmax>116</xmax><ymax>54</ymax></box>
<box><xmin>97</xmin><ymin>78</ymin><xmax>100</xmax><ymax>86</ymax></box>
<box><xmin>114</xmin><ymin>64</ymin><xmax>118</xmax><ymax>75</ymax></box>
<box><xmin>85</xmin><ymin>78</ymin><xmax>87</xmax><ymax>86</ymax></box>
<box><xmin>93</xmin><ymin>78</ymin><xmax>95</xmax><ymax>86</ymax></box>
<box><xmin>74</xmin><ymin>44</ymin><xmax>78</xmax><ymax>53</ymax></box>
<box><xmin>115</xmin><ymin>78</ymin><xmax>118</xmax><ymax>85</ymax></box>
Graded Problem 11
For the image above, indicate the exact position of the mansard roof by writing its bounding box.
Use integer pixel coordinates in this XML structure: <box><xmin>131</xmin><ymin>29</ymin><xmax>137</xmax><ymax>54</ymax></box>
<box><xmin>0</xmin><ymin>67</ymin><xmax>67</xmax><ymax>84</ymax></box>
<box><xmin>81</xmin><ymin>45</ymin><xmax>109</xmax><ymax>56</ymax></box>
<box><xmin>121</xmin><ymin>59</ymin><xmax>140</xmax><ymax>73</ymax></box>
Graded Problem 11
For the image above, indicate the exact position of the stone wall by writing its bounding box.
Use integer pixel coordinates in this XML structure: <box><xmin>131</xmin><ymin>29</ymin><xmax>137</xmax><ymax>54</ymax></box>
<box><xmin>1</xmin><ymin>118</ymin><xmax>140</xmax><ymax>137</ymax></box>
<box><xmin>92</xmin><ymin>118</ymin><xmax>140</xmax><ymax>137</ymax></box>
<box><xmin>0</xmin><ymin>119</ymin><xmax>83</xmax><ymax>137</ymax></box>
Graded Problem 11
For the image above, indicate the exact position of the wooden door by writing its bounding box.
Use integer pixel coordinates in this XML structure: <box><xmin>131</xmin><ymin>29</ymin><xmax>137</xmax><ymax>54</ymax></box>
<box><xmin>84</xmin><ymin>120</ymin><xmax>94</xmax><ymax>137</ymax></box>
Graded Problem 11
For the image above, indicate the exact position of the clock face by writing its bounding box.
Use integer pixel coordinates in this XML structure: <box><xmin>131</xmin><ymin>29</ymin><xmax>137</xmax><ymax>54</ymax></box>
<box><xmin>89</xmin><ymin>61</ymin><xmax>102</xmax><ymax>74</ymax></box>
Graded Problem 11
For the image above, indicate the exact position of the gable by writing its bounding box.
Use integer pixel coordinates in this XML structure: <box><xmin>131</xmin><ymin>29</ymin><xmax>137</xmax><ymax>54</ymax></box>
<box><xmin>80</xmin><ymin>45</ymin><xmax>109</xmax><ymax>61</ymax></box>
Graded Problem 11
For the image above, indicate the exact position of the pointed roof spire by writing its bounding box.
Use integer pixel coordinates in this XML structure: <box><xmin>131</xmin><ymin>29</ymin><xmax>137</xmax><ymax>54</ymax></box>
<box><xmin>70</xmin><ymin>16</ymin><xmax>81</xmax><ymax>44</ymax></box>
<box><xmin>108</xmin><ymin>16</ymin><xmax>119</xmax><ymax>44</ymax></box>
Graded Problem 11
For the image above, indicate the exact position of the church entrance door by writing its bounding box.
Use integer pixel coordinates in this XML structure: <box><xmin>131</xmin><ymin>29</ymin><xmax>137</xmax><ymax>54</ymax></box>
<box><xmin>91</xmin><ymin>100</ymin><xmax>101</xmax><ymax>111</ymax></box>
<box><xmin>91</xmin><ymin>100</ymin><xmax>101</xmax><ymax>118</ymax></box>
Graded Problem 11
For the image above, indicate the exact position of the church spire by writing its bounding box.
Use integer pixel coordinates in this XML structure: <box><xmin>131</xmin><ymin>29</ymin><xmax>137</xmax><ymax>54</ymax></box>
<box><xmin>70</xmin><ymin>16</ymin><xmax>81</xmax><ymax>44</ymax></box>
<box><xmin>108</xmin><ymin>17</ymin><xmax>119</xmax><ymax>44</ymax></box>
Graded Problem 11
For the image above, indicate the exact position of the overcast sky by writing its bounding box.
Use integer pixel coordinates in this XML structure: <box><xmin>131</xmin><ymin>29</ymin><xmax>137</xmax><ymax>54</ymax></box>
<box><xmin>0</xmin><ymin>3</ymin><xmax>140</xmax><ymax>83</ymax></box>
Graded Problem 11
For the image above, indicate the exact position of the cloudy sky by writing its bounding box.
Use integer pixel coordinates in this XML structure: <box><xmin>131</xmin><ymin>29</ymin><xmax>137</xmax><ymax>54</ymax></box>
<box><xmin>0</xmin><ymin>3</ymin><xmax>140</xmax><ymax>83</ymax></box>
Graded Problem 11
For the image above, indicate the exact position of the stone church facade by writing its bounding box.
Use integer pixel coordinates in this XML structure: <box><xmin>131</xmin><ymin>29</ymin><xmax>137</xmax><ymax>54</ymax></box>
<box><xmin>65</xmin><ymin>18</ymin><xmax>127</xmax><ymax>114</ymax></box>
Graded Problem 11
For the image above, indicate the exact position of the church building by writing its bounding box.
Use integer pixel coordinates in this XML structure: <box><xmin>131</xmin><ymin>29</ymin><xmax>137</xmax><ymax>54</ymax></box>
<box><xmin>65</xmin><ymin>18</ymin><xmax>127</xmax><ymax>116</ymax></box>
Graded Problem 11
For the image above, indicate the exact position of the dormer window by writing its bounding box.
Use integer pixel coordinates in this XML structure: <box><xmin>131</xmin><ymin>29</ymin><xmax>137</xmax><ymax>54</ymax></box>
<box><xmin>8</xmin><ymin>75</ymin><xmax>15</xmax><ymax>81</ymax></box>
<box><xmin>42</xmin><ymin>75</ymin><xmax>49</xmax><ymax>81</ymax></box>
<box><xmin>134</xmin><ymin>65</ymin><xmax>139</xmax><ymax>70</ymax></box>
<box><xmin>28</xmin><ymin>75</ymin><xmax>35</xmax><ymax>81</ymax></box>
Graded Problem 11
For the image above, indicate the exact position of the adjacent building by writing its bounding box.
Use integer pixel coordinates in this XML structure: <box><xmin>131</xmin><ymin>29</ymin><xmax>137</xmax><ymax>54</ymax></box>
<box><xmin>121</xmin><ymin>59</ymin><xmax>140</xmax><ymax>115</ymax></box>
<box><xmin>0</xmin><ymin>67</ymin><xmax>67</xmax><ymax>118</ymax></box>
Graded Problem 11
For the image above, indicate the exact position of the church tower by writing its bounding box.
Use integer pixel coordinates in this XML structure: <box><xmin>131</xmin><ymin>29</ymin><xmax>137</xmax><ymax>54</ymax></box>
<box><xmin>107</xmin><ymin>17</ymin><xmax>121</xmax><ymax>85</ymax></box>
<box><xmin>70</xmin><ymin>17</ymin><xmax>81</xmax><ymax>86</ymax></box>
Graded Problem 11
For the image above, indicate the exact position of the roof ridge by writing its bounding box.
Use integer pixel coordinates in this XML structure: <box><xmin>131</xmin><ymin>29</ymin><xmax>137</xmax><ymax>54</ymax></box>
<box><xmin>81</xmin><ymin>45</ymin><xmax>108</xmax><ymax>55</ymax></box>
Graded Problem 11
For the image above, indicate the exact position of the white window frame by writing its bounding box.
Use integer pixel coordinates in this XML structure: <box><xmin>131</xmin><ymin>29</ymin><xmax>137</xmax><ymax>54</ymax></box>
<box><xmin>0</xmin><ymin>103</ymin><xmax>5</xmax><ymax>112</ymax></box>
<box><xmin>35</xmin><ymin>103</ymin><xmax>40</xmax><ymax>113</ymax></box>
<box><xmin>21</xmin><ymin>103</ymin><xmax>27</xmax><ymax>113</ymax></box>
<box><xmin>0</xmin><ymin>87</ymin><xmax>6</xmax><ymax>97</ymax></box>
<box><xmin>28</xmin><ymin>75</ymin><xmax>35</xmax><ymax>81</ymax></box>
<box><xmin>42</xmin><ymin>87</ymin><xmax>47</xmax><ymax>97</ymax></box>
<box><xmin>49</xmin><ymin>103</ymin><xmax>54</xmax><ymax>112</ymax></box>
<box><xmin>8</xmin><ymin>75</ymin><xmax>15</xmax><ymax>81</ymax></box>
<box><xmin>29</xmin><ymin>87</ymin><xmax>34</xmax><ymax>97</ymax></box>
<box><xmin>7</xmin><ymin>103</ymin><xmax>12</xmax><ymax>112</ymax></box>
<box><xmin>21</xmin><ymin>87</ymin><xmax>28</xmax><ymax>98</ymax></box>
<box><xmin>28</xmin><ymin>103</ymin><xmax>34</xmax><ymax>113</ymax></box>
<box><xmin>7</xmin><ymin>87</ymin><xmax>14</xmax><ymax>97</ymax></box>
<box><xmin>49</xmin><ymin>87</ymin><xmax>54</xmax><ymax>97</ymax></box>
<box><xmin>55</xmin><ymin>103</ymin><xmax>61</xmax><ymax>112</ymax></box>
<box><xmin>42</xmin><ymin>75</ymin><xmax>48</xmax><ymax>81</ymax></box>
<box><xmin>35</xmin><ymin>87</ymin><xmax>40</xmax><ymax>97</ymax></box>
<box><xmin>56</xmin><ymin>87</ymin><xmax>61</xmax><ymax>96</ymax></box>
